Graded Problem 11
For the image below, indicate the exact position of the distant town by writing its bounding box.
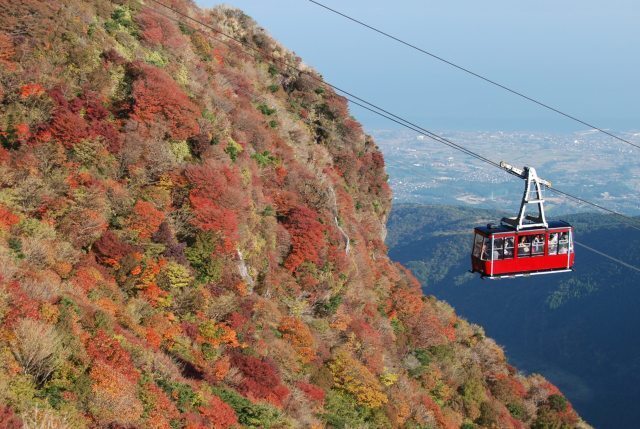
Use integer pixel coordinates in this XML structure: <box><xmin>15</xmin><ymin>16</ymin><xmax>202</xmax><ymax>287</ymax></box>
<box><xmin>374</xmin><ymin>129</ymin><xmax>640</xmax><ymax>216</ymax></box>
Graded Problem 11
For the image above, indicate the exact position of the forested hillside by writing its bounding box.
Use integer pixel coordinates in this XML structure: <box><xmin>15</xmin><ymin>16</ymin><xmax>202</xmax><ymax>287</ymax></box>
<box><xmin>388</xmin><ymin>204</ymin><xmax>640</xmax><ymax>428</ymax></box>
<box><xmin>0</xmin><ymin>1</ymin><xmax>587</xmax><ymax>427</ymax></box>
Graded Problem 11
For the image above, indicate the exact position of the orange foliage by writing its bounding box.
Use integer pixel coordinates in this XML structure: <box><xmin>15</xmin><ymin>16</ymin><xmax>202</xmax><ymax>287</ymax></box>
<box><xmin>129</xmin><ymin>200</ymin><xmax>164</xmax><ymax>239</ymax></box>
<box><xmin>278</xmin><ymin>316</ymin><xmax>315</xmax><ymax>363</ymax></box>
<box><xmin>90</xmin><ymin>362</ymin><xmax>143</xmax><ymax>426</ymax></box>
<box><xmin>0</xmin><ymin>205</ymin><xmax>19</xmax><ymax>230</ymax></box>
<box><xmin>146</xmin><ymin>327</ymin><xmax>162</xmax><ymax>350</ymax></box>
<box><xmin>19</xmin><ymin>83</ymin><xmax>45</xmax><ymax>99</ymax></box>
<box><xmin>210</xmin><ymin>355</ymin><xmax>231</xmax><ymax>382</ymax></box>
<box><xmin>422</xmin><ymin>395</ymin><xmax>455</xmax><ymax>429</ymax></box>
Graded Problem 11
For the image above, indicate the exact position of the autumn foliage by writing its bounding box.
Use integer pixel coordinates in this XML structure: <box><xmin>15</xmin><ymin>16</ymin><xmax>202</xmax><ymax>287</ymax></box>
<box><xmin>129</xmin><ymin>62</ymin><xmax>200</xmax><ymax>140</ymax></box>
<box><xmin>0</xmin><ymin>1</ymin><xmax>585</xmax><ymax>428</ymax></box>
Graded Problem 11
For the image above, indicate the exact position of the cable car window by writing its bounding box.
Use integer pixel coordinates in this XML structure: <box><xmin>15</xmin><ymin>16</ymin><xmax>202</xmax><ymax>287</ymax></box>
<box><xmin>517</xmin><ymin>236</ymin><xmax>531</xmax><ymax>257</ymax></box>
<box><xmin>493</xmin><ymin>238</ymin><xmax>504</xmax><ymax>260</ymax></box>
<box><xmin>558</xmin><ymin>232</ymin><xmax>569</xmax><ymax>254</ymax></box>
<box><xmin>532</xmin><ymin>234</ymin><xmax>545</xmax><ymax>256</ymax></box>
<box><xmin>569</xmin><ymin>232</ymin><xmax>574</xmax><ymax>253</ymax></box>
<box><xmin>473</xmin><ymin>234</ymin><xmax>483</xmax><ymax>258</ymax></box>
<box><xmin>481</xmin><ymin>237</ymin><xmax>490</xmax><ymax>261</ymax></box>
<box><xmin>504</xmin><ymin>237</ymin><xmax>514</xmax><ymax>259</ymax></box>
<box><xmin>548</xmin><ymin>233</ymin><xmax>559</xmax><ymax>255</ymax></box>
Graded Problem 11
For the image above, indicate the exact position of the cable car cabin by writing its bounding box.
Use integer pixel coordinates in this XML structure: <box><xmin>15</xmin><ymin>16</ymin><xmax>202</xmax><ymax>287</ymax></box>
<box><xmin>470</xmin><ymin>162</ymin><xmax>575</xmax><ymax>279</ymax></box>
<box><xmin>471</xmin><ymin>222</ymin><xmax>574</xmax><ymax>278</ymax></box>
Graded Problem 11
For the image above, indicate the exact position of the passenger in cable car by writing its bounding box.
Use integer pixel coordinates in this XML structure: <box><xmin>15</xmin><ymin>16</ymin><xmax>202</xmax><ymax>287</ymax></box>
<box><xmin>481</xmin><ymin>242</ymin><xmax>489</xmax><ymax>260</ymax></box>
<box><xmin>532</xmin><ymin>234</ymin><xmax>545</xmax><ymax>255</ymax></box>
<box><xmin>549</xmin><ymin>233</ymin><xmax>558</xmax><ymax>255</ymax></box>
<box><xmin>518</xmin><ymin>236</ymin><xmax>530</xmax><ymax>257</ymax></box>
<box><xmin>558</xmin><ymin>232</ymin><xmax>569</xmax><ymax>254</ymax></box>
<box><xmin>493</xmin><ymin>238</ymin><xmax>504</xmax><ymax>260</ymax></box>
<box><xmin>504</xmin><ymin>237</ymin><xmax>514</xmax><ymax>258</ymax></box>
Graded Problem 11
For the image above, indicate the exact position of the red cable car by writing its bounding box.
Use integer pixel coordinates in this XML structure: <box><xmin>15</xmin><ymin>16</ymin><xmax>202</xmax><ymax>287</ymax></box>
<box><xmin>471</xmin><ymin>162</ymin><xmax>575</xmax><ymax>279</ymax></box>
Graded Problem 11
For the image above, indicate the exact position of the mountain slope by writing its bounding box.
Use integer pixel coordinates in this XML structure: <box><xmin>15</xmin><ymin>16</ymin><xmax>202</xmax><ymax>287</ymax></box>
<box><xmin>0</xmin><ymin>1</ymin><xmax>586</xmax><ymax>427</ymax></box>
<box><xmin>387</xmin><ymin>203</ymin><xmax>640</xmax><ymax>428</ymax></box>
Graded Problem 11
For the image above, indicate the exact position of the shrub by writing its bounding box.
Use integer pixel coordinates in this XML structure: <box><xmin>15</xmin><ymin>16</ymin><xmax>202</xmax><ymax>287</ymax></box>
<box><xmin>196</xmin><ymin>395</ymin><xmax>238</xmax><ymax>429</ymax></box>
<box><xmin>157</xmin><ymin>261</ymin><xmax>193</xmax><ymax>289</ymax></box>
<box><xmin>328</xmin><ymin>350</ymin><xmax>387</xmax><ymax>409</ymax></box>
<box><xmin>185</xmin><ymin>232</ymin><xmax>224</xmax><ymax>284</ymax></box>
<box><xmin>213</xmin><ymin>388</ymin><xmax>285</xmax><ymax>428</ymax></box>
<box><xmin>0</xmin><ymin>406</ymin><xmax>22</xmax><ymax>429</ymax></box>
<box><xmin>20</xmin><ymin>407</ymin><xmax>69</xmax><ymax>429</ymax></box>
<box><xmin>278</xmin><ymin>317</ymin><xmax>315</xmax><ymax>363</ymax></box>
<box><xmin>547</xmin><ymin>394</ymin><xmax>568</xmax><ymax>412</ymax></box>
<box><xmin>282</xmin><ymin>206</ymin><xmax>325</xmax><ymax>272</ymax></box>
<box><xmin>157</xmin><ymin>379</ymin><xmax>202</xmax><ymax>413</ymax></box>
<box><xmin>11</xmin><ymin>318</ymin><xmax>64</xmax><ymax>385</ymax></box>
<box><xmin>230</xmin><ymin>352</ymin><xmax>290</xmax><ymax>407</ymax></box>
<box><xmin>322</xmin><ymin>389</ymin><xmax>392</xmax><ymax>429</ymax></box>
<box><xmin>129</xmin><ymin>62</ymin><xmax>200</xmax><ymax>140</ymax></box>
<box><xmin>224</xmin><ymin>139</ymin><xmax>243</xmax><ymax>162</ymax></box>
<box><xmin>89</xmin><ymin>362</ymin><xmax>144</xmax><ymax>426</ymax></box>
<box><xmin>128</xmin><ymin>200</ymin><xmax>164</xmax><ymax>240</ymax></box>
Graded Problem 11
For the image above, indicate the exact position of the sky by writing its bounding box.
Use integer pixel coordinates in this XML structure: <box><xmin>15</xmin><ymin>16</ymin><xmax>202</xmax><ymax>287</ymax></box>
<box><xmin>196</xmin><ymin>0</ymin><xmax>640</xmax><ymax>133</ymax></box>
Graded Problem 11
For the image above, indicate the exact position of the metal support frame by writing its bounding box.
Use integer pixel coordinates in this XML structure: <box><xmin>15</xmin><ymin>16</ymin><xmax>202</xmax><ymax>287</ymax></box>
<box><xmin>499</xmin><ymin>161</ymin><xmax>552</xmax><ymax>231</ymax></box>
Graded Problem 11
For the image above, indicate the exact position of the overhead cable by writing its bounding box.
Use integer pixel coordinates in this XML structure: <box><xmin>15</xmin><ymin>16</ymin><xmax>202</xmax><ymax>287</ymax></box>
<box><xmin>307</xmin><ymin>0</ymin><xmax>640</xmax><ymax>151</ymax></box>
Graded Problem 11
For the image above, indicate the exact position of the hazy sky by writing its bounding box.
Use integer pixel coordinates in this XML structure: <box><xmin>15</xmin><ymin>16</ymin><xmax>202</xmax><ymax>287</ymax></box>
<box><xmin>196</xmin><ymin>0</ymin><xmax>639</xmax><ymax>132</ymax></box>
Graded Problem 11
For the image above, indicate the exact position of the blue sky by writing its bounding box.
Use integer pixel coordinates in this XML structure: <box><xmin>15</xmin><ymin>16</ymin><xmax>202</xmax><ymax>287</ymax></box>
<box><xmin>196</xmin><ymin>0</ymin><xmax>639</xmax><ymax>132</ymax></box>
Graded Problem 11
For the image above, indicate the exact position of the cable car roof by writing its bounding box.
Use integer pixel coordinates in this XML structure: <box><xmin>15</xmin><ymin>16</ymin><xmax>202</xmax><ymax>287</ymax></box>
<box><xmin>475</xmin><ymin>220</ymin><xmax>572</xmax><ymax>235</ymax></box>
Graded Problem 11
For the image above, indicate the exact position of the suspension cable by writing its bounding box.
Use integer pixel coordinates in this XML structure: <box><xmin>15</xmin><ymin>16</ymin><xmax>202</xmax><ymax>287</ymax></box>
<box><xmin>307</xmin><ymin>0</ymin><xmax>640</xmax><ymax>151</ymax></box>
<box><xmin>574</xmin><ymin>241</ymin><xmax>640</xmax><ymax>273</ymax></box>
<box><xmin>148</xmin><ymin>1</ymin><xmax>640</xmax><ymax>272</ymax></box>
<box><xmin>149</xmin><ymin>0</ymin><xmax>640</xmax><ymax>232</ymax></box>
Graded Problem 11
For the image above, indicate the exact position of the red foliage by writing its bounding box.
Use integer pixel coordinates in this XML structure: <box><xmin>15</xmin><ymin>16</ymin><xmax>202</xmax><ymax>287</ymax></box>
<box><xmin>20</xmin><ymin>83</ymin><xmax>45</xmax><ymax>99</ymax></box>
<box><xmin>196</xmin><ymin>395</ymin><xmax>238</xmax><ymax>429</ymax></box>
<box><xmin>3</xmin><ymin>282</ymin><xmax>40</xmax><ymax>328</ymax></box>
<box><xmin>296</xmin><ymin>382</ymin><xmax>325</xmax><ymax>403</ymax></box>
<box><xmin>230</xmin><ymin>352</ymin><xmax>290</xmax><ymax>407</ymax></box>
<box><xmin>187</xmin><ymin>163</ymin><xmax>245</xmax><ymax>251</ymax></box>
<box><xmin>86</xmin><ymin>330</ymin><xmax>139</xmax><ymax>382</ymax></box>
<box><xmin>421</xmin><ymin>395</ymin><xmax>455</xmax><ymax>429</ymax></box>
<box><xmin>135</xmin><ymin>9</ymin><xmax>184</xmax><ymax>49</ymax></box>
<box><xmin>188</xmin><ymin>195</ymin><xmax>237</xmax><ymax>250</ymax></box>
<box><xmin>93</xmin><ymin>230</ymin><xmax>136</xmax><ymax>267</ymax></box>
<box><xmin>0</xmin><ymin>405</ymin><xmax>22</xmax><ymax>429</ymax></box>
<box><xmin>71</xmin><ymin>266</ymin><xmax>99</xmax><ymax>293</ymax></box>
<box><xmin>0</xmin><ymin>33</ymin><xmax>15</xmax><ymax>65</ymax></box>
<box><xmin>129</xmin><ymin>62</ymin><xmax>200</xmax><ymax>140</ymax></box>
<box><xmin>282</xmin><ymin>206</ymin><xmax>325</xmax><ymax>272</ymax></box>
<box><xmin>0</xmin><ymin>205</ymin><xmax>19</xmax><ymax>230</ymax></box>
<box><xmin>49</xmin><ymin>108</ymin><xmax>89</xmax><ymax>148</ymax></box>
<box><xmin>128</xmin><ymin>200</ymin><xmax>164</xmax><ymax>239</ymax></box>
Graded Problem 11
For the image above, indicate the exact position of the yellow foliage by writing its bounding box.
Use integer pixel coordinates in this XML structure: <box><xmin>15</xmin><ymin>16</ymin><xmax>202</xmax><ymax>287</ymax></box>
<box><xmin>380</xmin><ymin>370</ymin><xmax>399</xmax><ymax>387</ymax></box>
<box><xmin>158</xmin><ymin>261</ymin><xmax>193</xmax><ymax>289</ymax></box>
<box><xmin>328</xmin><ymin>350</ymin><xmax>388</xmax><ymax>408</ymax></box>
